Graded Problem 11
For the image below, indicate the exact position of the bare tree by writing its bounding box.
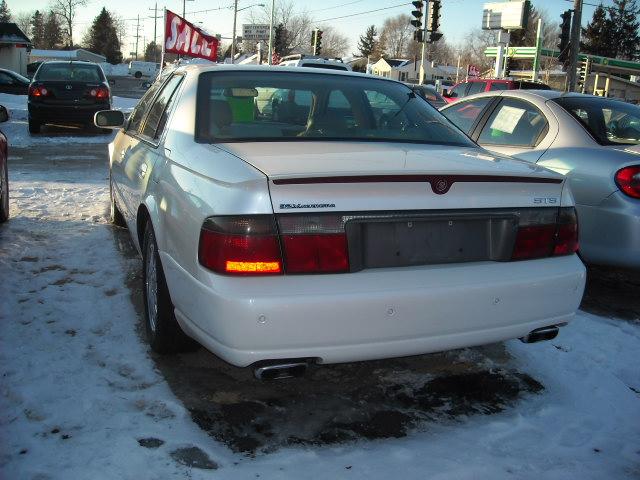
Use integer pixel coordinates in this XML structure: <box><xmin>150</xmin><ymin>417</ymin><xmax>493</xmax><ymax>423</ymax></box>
<box><xmin>318</xmin><ymin>25</ymin><xmax>349</xmax><ymax>57</ymax></box>
<box><xmin>250</xmin><ymin>1</ymin><xmax>314</xmax><ymax>55</ymax></box>
<box><xmin>379</xmin><ymin>14</ymin><xmax>412</xmax><ymax>58</ymax></box>
<box><xmin>15</xmin><ymin>10</ymin><xmax>34</xmax><ymax>38</ymax></box>
<box><xmin>51</xmin><ymin>0</ymin><xmax>88</xmax><ymax>47</ymax></box>
<box><xmin>455</xmin><ymin>29</ymin><xmax>498</xmax><ymax>74</ymax></box>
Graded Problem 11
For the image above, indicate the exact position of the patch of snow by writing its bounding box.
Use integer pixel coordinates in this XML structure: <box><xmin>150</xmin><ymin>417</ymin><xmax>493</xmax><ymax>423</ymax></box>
<box><xmin>1</xmin><ymin>159</ymin><xmax>639</xmax><ymax>478</ymax></box>
<box><xmin>0</xmin><ymin>93</ymin><xmax>138</xmax><ymax>148</ymax></box>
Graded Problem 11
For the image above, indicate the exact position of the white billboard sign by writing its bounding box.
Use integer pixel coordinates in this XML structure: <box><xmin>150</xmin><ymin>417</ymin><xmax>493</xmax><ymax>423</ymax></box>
<box><xmin>242</xmin><ymin>24</ymin><xmax>271</xmax><ymax>41</ymax></box>
<box><xmin>482</xmin><ymin>1</ymin><xmax>527</xmax><ymax>30</ymax></box>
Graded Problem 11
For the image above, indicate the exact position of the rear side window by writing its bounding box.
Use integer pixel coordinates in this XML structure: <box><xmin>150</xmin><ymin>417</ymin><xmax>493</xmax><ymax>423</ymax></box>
<box><xmin>489</xmin><ymin>82</ymin><xmax>508</xmax><ymax>91</ymax></box>
<box><xmin>127</xmin><ymin>80</ymin><xmax>164</xmax><ymax>134</ymax></box>
<box><xmin>447</xmin><ymin>82</ymin><xmax>468</xmax><ymax>98</ymax></box>
<box><xmin>36</xmin><ymin>63</ymin><xmax>103</xmax><ymax>82</ymax></box>
<box><xmin>441</xmin><ymin>97</ymin><xmax>492</xmax><ymax>135</ymax></box>
<box><xmin>466</xmin><ymin>81</ymin><xmax>487</xmax><ymax>96</ymax></box>
<box><xmin>478</xmin><ymin>98</ymin><xmax>548</xmax><ymax>147</ymax></box>
<box><xmin>141</xmin><ymin>75</ymin><xmax>184</xmax><ymax>140</ymax></box>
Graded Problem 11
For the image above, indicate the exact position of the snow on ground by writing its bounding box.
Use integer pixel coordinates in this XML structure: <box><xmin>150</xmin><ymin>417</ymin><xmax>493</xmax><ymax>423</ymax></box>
<box><xmin>1</xmin><ymin>157</ymin><xmax>639</xmax><ymax>478</ymax></box>
<box><xmin>0</xmin><ymin>93</ymin><xmax>138</xmax><ymax>148</ymax></box>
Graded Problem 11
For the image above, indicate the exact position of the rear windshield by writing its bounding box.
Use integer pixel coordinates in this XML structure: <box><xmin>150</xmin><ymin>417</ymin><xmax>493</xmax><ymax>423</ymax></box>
<box><xmin>553</xmin><ymin>96</ymin><xmax>640</xmax><ymax>145</ymax></box>
<box><xmin>195</xmin><ymin>71</ymin><xmax>475</xmax><ymax>146</ymax></box>
<box><xmin>35</xmin><ymin>63</ymin><xmax>104</xmax><ymax>82</ymax></box>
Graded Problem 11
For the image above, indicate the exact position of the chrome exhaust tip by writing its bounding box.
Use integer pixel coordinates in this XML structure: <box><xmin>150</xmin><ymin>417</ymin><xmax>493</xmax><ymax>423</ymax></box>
<box><xmin>254</xmin><ymin>361</ymin><xmax>308</xmax><ymax>380</ymax></box>
<box><xmin>520</xmin><ymin>325</ymin><xmax>560</xmax><ymax>344</ymax></box>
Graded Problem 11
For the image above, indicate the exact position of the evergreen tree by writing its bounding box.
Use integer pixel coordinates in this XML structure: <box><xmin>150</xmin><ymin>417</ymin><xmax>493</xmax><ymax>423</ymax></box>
<box><xmin>85</xmin><ymin>8</ymin><xmax>122</xmax><ymax>64</ymax></box>
<box><xmin>609</xmin><ymin>0</ymin><xmax>640</xmax><ymax>60</ymax></box>
<box><xmin>581</xmin><ymin>4</ymin><xmax>615</xmax><ymax>57</ymax></box>
<box><xmin>43</xmin><ymin>10</ymin><xmax>63</xmax><ymax>49</ymax></box>
<box><xmin>31</xmin><ymin>10</ymin><xmax>46</xmax><ymax>48</ymax></box>
<box><xmin>357</xmin><ymin>25</ymin><xmax>377</xmax><ymax>58</ymax></box>
<box><xmin>0</xmin><ymin>0</ymin><xmax>12</xmax><ymax>22</ymax></box>
<box><xmin>144</xmin><ymin>42</ymin><xmax>161</xmax><ymax>62</ymax></box>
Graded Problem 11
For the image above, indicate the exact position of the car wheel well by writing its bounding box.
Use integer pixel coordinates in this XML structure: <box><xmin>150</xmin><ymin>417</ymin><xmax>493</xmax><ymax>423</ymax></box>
<box><xmin>136</xmin><ymin>205</ymin><xmax>151</xmax><ymax>251</ymax></box>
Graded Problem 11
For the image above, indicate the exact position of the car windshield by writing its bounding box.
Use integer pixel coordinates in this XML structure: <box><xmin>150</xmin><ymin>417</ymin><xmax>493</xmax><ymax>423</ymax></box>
<box><xmin>195</xmin><ymin>71</ymin><xmax>475</xmax><ymax>146</ymax></box>
<box><xmin>36</xmin><ymin>63</ymin><xmax>103</xmax><ymax>82</ymax></box>
<box><xmin>553</xmin><ymin>96</ymin><xmax>640</xmax><ymax>145</ymax></box>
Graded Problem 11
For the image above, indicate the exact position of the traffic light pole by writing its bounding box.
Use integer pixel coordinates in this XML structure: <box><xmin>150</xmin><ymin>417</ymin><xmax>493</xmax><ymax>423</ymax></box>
<box><xmin>419</xmin><ymin>0</ymin><xmax>429</xmax><ymax>85</ymax></box>
<box><xmin>567</xmin><ymin>0</ymin><xmax>583</xmax><ymax>92</ymax></box>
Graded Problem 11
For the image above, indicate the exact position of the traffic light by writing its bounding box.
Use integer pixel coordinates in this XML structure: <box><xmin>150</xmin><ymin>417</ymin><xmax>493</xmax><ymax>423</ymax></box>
<box><xmin>427</xmin><ymin>0</ymin><xmax>441</xmax><ymax>33</ymax></box>
<box><xmin>504</xmin><ymin>57</ymin><xmax>514</xmax><ymax>77</ymax></box>
<box><xmin>578</xmin><ymin>58</ymin><xmax>591</xmax><ymax>91</ymax></box>
<box><xmin>410</xmin><ymin>1</ymin><xmax>424</xmax><ymax>30</ymax></box>
<box><xmin>311</xmin><ymin>29</ymin><xmax>323</xmax><ymax>55</ymax></box>
<box><xmin>558</xmin><ymin>10</ymin><xmax>572</xmax><ymax>68</ymax></box>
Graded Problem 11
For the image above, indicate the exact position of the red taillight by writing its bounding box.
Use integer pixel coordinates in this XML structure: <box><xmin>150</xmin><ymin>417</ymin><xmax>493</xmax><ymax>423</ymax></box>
<box><xmin>615</xmin><ymin>166</ymin><xmax>640</xmax><ymax>199</ymax></box>
<box><xmin>90</xmin><ymin>86</ymin><xmax>110</xmax><ymax>99</ymax></box>
<box><xmin>28</xmin><ymin>85</ymin><xmax>49</xmax><ymax>97</ymax></box>
<box><xmin>511</xmin><ymin>225</ymin><xmax>556</xmax><ymax>260</ymax></box>
<box><xmin>511</xmin><ymin>207</ymin><xmax>579</xmax><ymax>260</ymax></box>
<box><xmin>198</xmin><ymin>214</ymin><xmax>350</xmax><ymax>276</ymax></box>
<box><xmin>282</xmin><ymin>234</ymin><xmax>349</xmax><ymax>273</ymax></box>
<box><xmin>198</xmin><ymin>216</ymin><xmax>282</xmax><ymax>276</ymax></box>
<box><xmin>278</xmin><ymin>214</ymin><xmax>349</xmax><ymax>274</ymax></box>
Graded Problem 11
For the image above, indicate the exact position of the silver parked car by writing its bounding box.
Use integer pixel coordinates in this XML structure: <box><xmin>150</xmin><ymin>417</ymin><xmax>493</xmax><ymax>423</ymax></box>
<box><xmin>95</xmin><ymin>65</ymin><xmax>585</xmax><ymax>378</ymax></box>
<box><xmin>441</xmin><ymin>91</ymin><xmax>640</xmax><ymax>269</ymax></box>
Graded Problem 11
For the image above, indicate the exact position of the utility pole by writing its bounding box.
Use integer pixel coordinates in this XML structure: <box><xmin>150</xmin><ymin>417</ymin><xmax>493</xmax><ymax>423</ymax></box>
<box><xmin>149</xmin><ymin>2</ymin><xmax>160</xmax><ymax>62</ymax></box>
<box><xmin>268</xmin><ymin>0</ymin><xmax>275</xmax><ymax>65</ymax></box>
<box><xmin>231</xmin><ymin>0</ymin><xmax>238</xmax><ymax>63</ymax></box>
<box><xmin>567</xmin><ymin>0</ymin><xmax>583</xmax><ymax>92</ymax></box>
<box><xmin>134</xmin><ymin>14</ymin><xmax>140</xmax><ymax>60</ymax></box>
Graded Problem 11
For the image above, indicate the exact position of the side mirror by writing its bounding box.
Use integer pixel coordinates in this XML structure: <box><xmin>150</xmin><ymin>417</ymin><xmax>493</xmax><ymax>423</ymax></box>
<box><xmin>0</xmin><ymin>105</ymin><xmax>8</xmax><ymax>123</ymax></box>
<box><xmin>94</xmin><ymin>110</ymin><xmax>125</xmax><ymax>128</ymax></box>
<box><xmin>442</xmin><ymin>89</ymin><xmax>450</xmax><ymax>97</ymax></box>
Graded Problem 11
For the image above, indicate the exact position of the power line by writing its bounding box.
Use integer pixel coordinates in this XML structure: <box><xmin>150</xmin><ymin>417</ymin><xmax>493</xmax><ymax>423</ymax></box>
<box><xmin>317</xmin><ymin>2</ymin><xmax>411</xmax><ymax>23</ymax></box>
<box><xmin>308</xmin><ymin>0</ymin><xmax>366</xmax><ymax>14</ymax></box>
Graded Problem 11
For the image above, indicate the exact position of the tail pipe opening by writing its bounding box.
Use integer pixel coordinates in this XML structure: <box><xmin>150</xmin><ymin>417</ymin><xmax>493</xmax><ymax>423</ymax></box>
<box><xmin>520</xmin><ymin>325</ymin><xmax>560</xmax><ymax>344</ymax></box>
<box><xmin>253</xmin><ymin>360</ymin><xmax>310</xmax><ymax>380</ymax></box>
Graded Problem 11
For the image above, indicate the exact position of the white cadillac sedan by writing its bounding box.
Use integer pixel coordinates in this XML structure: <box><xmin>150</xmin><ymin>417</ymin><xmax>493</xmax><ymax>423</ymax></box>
<box><xmin>96</xmin><ymin>65</ymin><xmax>585</xmax><ymax>379</ymax></box>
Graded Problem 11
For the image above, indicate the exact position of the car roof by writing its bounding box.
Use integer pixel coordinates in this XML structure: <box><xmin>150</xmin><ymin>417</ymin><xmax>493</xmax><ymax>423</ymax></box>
<box><xmin>175</xmin><ymin>63</ymin><xmax>397</xmax><ymax>83</ymax></box>
<box><xmin>440</xmin><ymin>89</ymin><xmax>598</xmax><ymax>107</ymax></box>
<box><xmin>40</xmin><ymin>60</ymin><xmax>99</xmax><ymax>66</ymax></box>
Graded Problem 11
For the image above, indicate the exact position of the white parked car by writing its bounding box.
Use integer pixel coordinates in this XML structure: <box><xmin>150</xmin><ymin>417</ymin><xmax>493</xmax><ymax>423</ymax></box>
<box><xmin>278</xmin><ymin>54</ymin><xmax>351</xmax><ymax>71</ymax></box>
<box><xmin>95</xmin><ymin>65</ymin><xmax>585</xmax><ymax>379</ymax></box>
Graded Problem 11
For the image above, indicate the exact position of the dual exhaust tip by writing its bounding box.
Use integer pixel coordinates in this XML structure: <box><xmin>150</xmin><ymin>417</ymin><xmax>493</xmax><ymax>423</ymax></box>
<box><xmin>254</xmin><ymin>360</ymin><xmax>309</xmax><ymax>380</ymax></box>
<box><xmin>253</xmin><ymin>326</ymin><xmax>560</xmax><ymax>380</ymax></box>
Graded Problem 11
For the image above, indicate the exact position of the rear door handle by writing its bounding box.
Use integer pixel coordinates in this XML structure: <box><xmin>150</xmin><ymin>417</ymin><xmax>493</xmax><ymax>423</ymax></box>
<box><xmin>138</xmin><ymin>163</ymin><xmax>148</xmax><ymax>179</ymax></box>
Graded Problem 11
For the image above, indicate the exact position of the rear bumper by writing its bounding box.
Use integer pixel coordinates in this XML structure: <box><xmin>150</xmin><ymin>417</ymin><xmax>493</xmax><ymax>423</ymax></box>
<box><xmin>163</xmin><ymin>254</ymin><xmax>586</xmax><ymax>367</ymax></box>
<box><xmin>28</xmin><ymin>102</ymin><xmax>110</xmax><ymax>125</ymax></box>
<box><xmin>577</xmin><ymin>192</ymin><xmax>640</xmax><ymax>269</ymax></box>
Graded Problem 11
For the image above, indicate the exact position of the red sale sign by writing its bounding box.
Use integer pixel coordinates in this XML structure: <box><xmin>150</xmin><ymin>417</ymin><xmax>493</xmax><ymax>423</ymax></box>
<box><xmin>164</xmin><ymin>10</ymin><xmax>219</xmax><ymax>61</ymax></box>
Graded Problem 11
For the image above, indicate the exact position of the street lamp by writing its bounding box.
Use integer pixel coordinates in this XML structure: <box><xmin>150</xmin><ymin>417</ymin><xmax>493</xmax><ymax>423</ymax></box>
<box><xmin>231</xmin><ymin>2</ymin><xmax>266</xmax><ymax>64</ymax></box>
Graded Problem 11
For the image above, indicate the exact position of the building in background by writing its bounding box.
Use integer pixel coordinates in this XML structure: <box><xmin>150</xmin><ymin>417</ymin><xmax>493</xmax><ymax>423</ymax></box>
<box><xmin>29</xmin><ymin>49</ymin><xmax>107</xmax><ymax>64</ymax></box>
<box><xmin>0</xmin><ymin>23</ymin><xmax>32</xmax><ymax>76</ymax></box>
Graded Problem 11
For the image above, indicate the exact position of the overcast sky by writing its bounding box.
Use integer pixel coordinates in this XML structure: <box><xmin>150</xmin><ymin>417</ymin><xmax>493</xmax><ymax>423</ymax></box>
<box><xmin>8</xmin><ymin>0</ymin><xmax>615</xmax><ymax>57</ymax></box>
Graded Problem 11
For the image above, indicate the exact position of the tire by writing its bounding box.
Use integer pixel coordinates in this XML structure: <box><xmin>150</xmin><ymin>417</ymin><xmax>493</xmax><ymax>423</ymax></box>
<box><xmin>142</xmin><ymin>221</ymin><xmax>197</xmax><ymax>354</ymax></box>
<box><xmin>0</xmin><ymin>158</ymin><xmax>8</xmax><ymax>223</ymax></box>
<box><xmin>134</xmin><ymin>71</ymin><xmax>142</xmax><ymax>79</ymax></box>
<box><xmin>28</xmin><ymin>118</ymin><xmax>40</xmax><ymax>134</ymax></box>
<box><xmin>109</xmin><ymin>174</ymin><xmax>126</xmax><ymax>227</ymax></box>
